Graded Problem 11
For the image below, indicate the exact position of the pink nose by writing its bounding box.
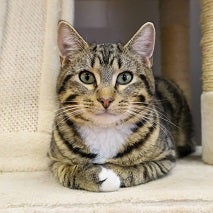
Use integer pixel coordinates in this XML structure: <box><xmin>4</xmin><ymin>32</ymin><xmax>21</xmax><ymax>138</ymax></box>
<box><xmin>98</xmin><ymin>97</ymin><xmax>114</xmax><ymax>109</ymax></box>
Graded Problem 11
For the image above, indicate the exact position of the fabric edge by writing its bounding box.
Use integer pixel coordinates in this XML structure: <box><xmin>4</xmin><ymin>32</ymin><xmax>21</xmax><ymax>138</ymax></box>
<box><xmin>37</xmin><ymin>0</ymin><xmax>75</xmax><ymax>133</ymax></box>
<box><xmin>37</xmin><ymin>0</ymin><xmax>60</xmax><ymax>132</ymax></box>
<box><xmin>61</xmin><ymin>0</ymin><xmax>75</xmax><ymax>24</ymax></box>
<box><xmin>0</xmin><ymin>0</ymin><xmax>7</xmax><ymax>54</ymax></box>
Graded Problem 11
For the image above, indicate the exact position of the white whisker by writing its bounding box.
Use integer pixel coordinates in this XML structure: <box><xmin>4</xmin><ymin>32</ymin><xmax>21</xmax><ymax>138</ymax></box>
<box><xmin>126</xmin><ymin>108</ymin><xmax>170</xmax><ymax>138</ymax></box>
<box><xmin>129</xmin><ymin>101</ymin><xmax>179</xmax><ymax>129</ymax></box>
<box><xmin>55</xmin><ymin>109</ymin><xmax>83</xmax><ymax>128</ymax></box>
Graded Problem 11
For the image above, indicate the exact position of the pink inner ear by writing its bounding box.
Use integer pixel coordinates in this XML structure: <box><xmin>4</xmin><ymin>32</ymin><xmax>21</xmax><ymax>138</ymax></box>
<box><xmin>62</xmin><ymin>42</ymin><xmax>72</xmax><ymax>56</ymax></box>
<box><xmin>58</xmin><ymin>26</ymin><xmax>73</xmax><ymax>57</ymax></box>
<box><xmin>132</xmin><ymin>32</ymin><xmax>154</xmax><ymax>58</ymax></box>
<box><xmin>125</xmin><ymin>23</ymin><xmax>155</xmax><ymax>60</ymax></box>
<box><xmin>58</xmin><ymin>23</ymin><xmax>88</xmax><ymax>58</ymax></box>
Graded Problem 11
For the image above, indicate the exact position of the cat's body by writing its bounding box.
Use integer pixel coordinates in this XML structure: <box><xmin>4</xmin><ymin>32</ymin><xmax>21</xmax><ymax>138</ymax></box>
<box><xmin>48</xmin><ymin>21</ymin><xmax>194</xmax><ymax>192</ymax></box>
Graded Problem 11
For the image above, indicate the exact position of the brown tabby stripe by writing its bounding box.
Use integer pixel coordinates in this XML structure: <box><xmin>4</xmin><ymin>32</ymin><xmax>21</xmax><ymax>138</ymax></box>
<box><xmin>90</xmin><ymin>55</ymin><xmax>96</xmax><ymax>68</ymax></box>
<box><xmin>132</xmin><ymin>110</ymin><xmax>152</xmax><ymax>132</ymax></box>
<box><xmin>91</xmin><ymin>44</ymin><xmax>97</xmax><ymax>52</ymax></box>
<box><xmin>162</xmin><ymin>154</ymin><xmax>176</xmax><ymax>162</ymax></box>
<box><xmin>57</xmin><ymin>74</ymin><xmax>73</xmax><ymax>94</ymax></box>
<box><xmin>155</xmin><ymin>90</ymin><xmax>174</xmax><ymax>113</ymax></box>
<box><xmin>117</xmin><ymin>57</ymin><xmax>122</xmax><ymax>68</ymax></box>
<box><xmin>115</xmin><ymin>121</ymin><xmax>157</xmax><ymax>158</ymax></box>
<box><xmin>90</xmin><ymin>44</ymin><xmax>123</xmax><ymax>68</ymax></box>
<box><xmin>55</xmin><ymin>125</ymin><xmax>97</xmax><ymax>159</ymax></box>
<box><xmin>139</xmin><ymin>94</ymin><xmax>146</xmax><ymax>103</ymax></box>
<box><xmin>152</xmin><ymin>161</ymin><xmax>168</xmax><ymax>175</ymax></box>
<box><xmin>134</xmin><ymin>118</ymin><xmax>146</xmax><ymax>130</ymax></box>
<box><xmin>141</xmin><ymin>163</ymin><xmax>162</xmax><ymax>184</ymax></box>
<box><xmin>72</xmin><ymin>175</ymin><xmax>76</xmax><ymax>189</ymax></box>
<box><xmin>63</xmin><ymin>94</ymin><xmax>78</xmax><ymax>104</ymax></box>
<box><xmin>117</xmin><ymin>43</ymin><xmax>123</xmax><ymax>52</ymax></box>
<box><xmin>97</xmin><ymin>54</ymin><xmax>104</xmax><ymax>65</ymax></box>
<box><xmin>165</xmin><ymin>82</ymin><xmax>184</xmax><ymax>114</ymax></box>
<box><xmin>149</xmin><ymin>163</ymin><xmax>164</xmax><ymax>178</ymax></box>
<box><xmin>155</xmin><ymin>78</ymin><xmax>184</xmax><ymax>113</ymax></box>
<box><xmin>50</xmin><ymin>136</ymin><xmax>67</xmax><ymax>159</ymax></box>
<box><xmin>101</xmin><ymin>49</ymin><xmax>113</xmax><ymax>65</ymax></box>
<box><xmin>139</xmin><ymin>74</ymin><xmax>153</xmax><ymax>96</ymax></box>
<box><xmin>109</xmin><ymin>57</ymin><xmax>115</xmax><ymax>66</ymax></box>
<box><xmin>62</xmin><ymin>113</ymin><xmax>90</xmax><ymax>129</ymax></box>
<box><xmin>143</xmin><ymin>164</ymin><xmax>148</xmax><ymax>181</ymax></box>
<box><xmin>128</xmin><ymin>171</ymin><xmax>134</xmax><ymax>185</ymax></box>
<box><xmin>63</xmin><ymin>114</ymin><xmax>74</xmax><ymax>128</ymax></box>
<box><xmin>160</xmin><ymin>79</ymin><xmax>181</xmax><ymax>100</ymax></box>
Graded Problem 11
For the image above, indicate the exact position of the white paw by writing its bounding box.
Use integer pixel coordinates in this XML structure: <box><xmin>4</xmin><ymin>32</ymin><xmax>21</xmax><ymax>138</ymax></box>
<box><xmin>99</xmin><ymin>167</ymin><xmax>120</xmax><ymax>192</ymax></box>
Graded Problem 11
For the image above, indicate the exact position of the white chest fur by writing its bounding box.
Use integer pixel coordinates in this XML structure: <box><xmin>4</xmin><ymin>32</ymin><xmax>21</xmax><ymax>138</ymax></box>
<box><xmin>77</xmin><ymin>124</ymin><xmax>134</xmax><ymax>164</ymax></box>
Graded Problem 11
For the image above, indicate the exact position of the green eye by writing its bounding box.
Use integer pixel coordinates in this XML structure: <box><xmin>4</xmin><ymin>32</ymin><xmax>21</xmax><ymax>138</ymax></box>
<box><xmin>116</xmin><ymin>71</ymin><xmax>133</xmax><ymax>85</ymax></box>
<box><xmin>79</xmin><ymin>71</ymin><xmax>96</xmax><ymax>84</ymax></box>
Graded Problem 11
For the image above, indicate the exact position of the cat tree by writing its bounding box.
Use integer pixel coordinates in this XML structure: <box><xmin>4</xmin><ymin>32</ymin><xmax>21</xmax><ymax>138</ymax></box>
<box><xmin>160</xmin><ymin>0</ymin><xmax>190</xmax><ymax>101</ymax></box>
<box><xmin>201</xmin><ymin>0</ymin><xmax>213</xmax><ymax>164</ymax></box>
<box><xmin>160</xmin><ymin>0</ymin><xmax>213</xmax><ymax>164</ymax></box>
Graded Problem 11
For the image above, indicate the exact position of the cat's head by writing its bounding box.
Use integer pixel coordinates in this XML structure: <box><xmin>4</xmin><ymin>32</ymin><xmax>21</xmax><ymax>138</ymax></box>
<box><xmin>57</xmin><ymin>21</ymin><xmax>155</xmax><ymax>127</ymax></box>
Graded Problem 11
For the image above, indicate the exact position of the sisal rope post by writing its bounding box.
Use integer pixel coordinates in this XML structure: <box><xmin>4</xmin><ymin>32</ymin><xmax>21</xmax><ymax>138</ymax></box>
<box><xmin>201</xmin><ymin>0</ymin><xmax>213</xmax><ymax>164</ymax></box>
<box><xmin>201</xmin><ymin>0</ymin><xmax>213</xmax><ymax>93</ymax></box>
<box><xmin>159</xmin><ymin>0</ymin><xmax>191</xmax><ymax>102</ymax></box>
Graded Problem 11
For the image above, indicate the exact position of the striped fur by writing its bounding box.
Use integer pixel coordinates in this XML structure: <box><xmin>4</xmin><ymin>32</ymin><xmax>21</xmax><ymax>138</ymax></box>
<box><xmin>48</xmin><ymin>21</ymin><xmax>194</xmax><ymax>192</ymax></box>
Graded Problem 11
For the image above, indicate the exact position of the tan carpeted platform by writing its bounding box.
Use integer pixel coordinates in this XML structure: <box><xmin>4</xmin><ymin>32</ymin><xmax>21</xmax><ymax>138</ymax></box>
<box><xmin>0</xmin><ymin>148</ymin><xmax>212</xmax><ymax>212</ymax></box>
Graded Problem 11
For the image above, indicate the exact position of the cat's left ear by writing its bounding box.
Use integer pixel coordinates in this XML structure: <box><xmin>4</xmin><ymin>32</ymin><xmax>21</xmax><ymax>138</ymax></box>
<box><xmin>124</xmin><ymin>22</ymin><xmax>155</xmax><ymax>68</ymax></box>
<box><xmin>57</xmin><ymin>20</ymin><xmax>88</xmax><ymax>65</ymax></box>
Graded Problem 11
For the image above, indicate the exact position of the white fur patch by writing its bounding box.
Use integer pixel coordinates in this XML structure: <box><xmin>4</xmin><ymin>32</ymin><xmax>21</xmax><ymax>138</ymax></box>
<box><xmin>77</xmin><ymin>124</ymin><xmax>134</xmax><ymax>164</ymax></box>
<box><xmin>99</xmin><ymin>167</ymin><xmax>120</xmax><ymax>192</ymax></box>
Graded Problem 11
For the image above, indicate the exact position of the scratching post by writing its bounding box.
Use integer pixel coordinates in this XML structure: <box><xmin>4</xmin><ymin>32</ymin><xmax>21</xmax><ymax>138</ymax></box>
<box><xmin>159</xmin><ymin>0</ymin><xmax>191</xmax><ymax>102</ymax></box>
<box><xmin>201</xmin><ymin>0</ymin><xmax>213</xmax><ymax>164</ymax></box>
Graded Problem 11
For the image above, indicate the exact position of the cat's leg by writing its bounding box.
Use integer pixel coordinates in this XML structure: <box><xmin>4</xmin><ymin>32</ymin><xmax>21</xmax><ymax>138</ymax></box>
<box><xmin>105</xmin><ymin>158</ymin><xmax>175</xmax><ymax>187</ymax></box>
<box><xmin>49</xmin><ymin>161</ymin><xmax>121</xmax><ymax>192</ymax></box>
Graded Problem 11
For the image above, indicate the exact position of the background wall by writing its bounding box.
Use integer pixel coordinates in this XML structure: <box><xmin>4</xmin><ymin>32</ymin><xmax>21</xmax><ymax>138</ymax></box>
<box><xmin>189</xmin><ymin>0</ymin><xmax>202</xmax><ymax>144</ymax></box>
<box><xmin>74</xmin><ymin>0</ymin><xmax>161</xmax><ymax>75</ymax></box>
<box><xmin>74</xmin><ymin>0</ymin><xmax>202</xmax><ymax>144</ymax></box>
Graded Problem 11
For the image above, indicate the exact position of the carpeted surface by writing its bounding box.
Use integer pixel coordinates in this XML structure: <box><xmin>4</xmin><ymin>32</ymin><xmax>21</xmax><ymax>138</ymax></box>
<box><xmin>0</xmin><ymin>148</ymin><xmax>213</xmax><ymax>212</ymax></box>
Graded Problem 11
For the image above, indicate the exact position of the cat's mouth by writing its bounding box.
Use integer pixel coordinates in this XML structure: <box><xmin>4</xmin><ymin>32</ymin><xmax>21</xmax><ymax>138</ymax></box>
<box><xmin>95</xmin><ymin>111</ymin><xmax>117</xmax><ymax>116</ymax></box>
<box><xmin>90</xmin><ymin>110</ymin><xmax>123</xmax><ymax>126</ymax></box>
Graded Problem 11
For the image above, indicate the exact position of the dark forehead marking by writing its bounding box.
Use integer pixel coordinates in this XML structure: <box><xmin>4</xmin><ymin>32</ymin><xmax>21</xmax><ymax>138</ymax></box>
<box><xmin>117</xmin><ymin>57</ymin><xmax>122</xmax><ymax>69</ymax></box>
<box><xmin>89</xmin><ymin>43</ymin><xmax>124</xmax><ymax>70</ymax></box>
<box><xmin>90</xmin><ymin>44</ymin><xmax>97</xmax><ymax>68</ymax></box>
<box><xmin>91</xmin><ymin>43</ymin><xmax>97</xmax><ymax>52</ymax></box>
<box><xmin>99</xmin><ymin>44</ymin><xmax>113</xmax><ymax>65</ymax></box>
<box><xmin>117</xmin><ymin>43</ymin><xmax>123</xmax><ymax>52</ymax></box>
<box><xmin>95</xmin><ymin>44</ymin><xmax>122</xmax><ymax>66</ymax></box>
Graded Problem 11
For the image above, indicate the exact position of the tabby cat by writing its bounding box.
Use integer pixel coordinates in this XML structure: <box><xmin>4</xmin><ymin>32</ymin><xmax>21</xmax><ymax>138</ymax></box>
<box><xmin>48</xmin><ymin>20</ymin><xmax>194</xmax><ymax>192</ymax></box>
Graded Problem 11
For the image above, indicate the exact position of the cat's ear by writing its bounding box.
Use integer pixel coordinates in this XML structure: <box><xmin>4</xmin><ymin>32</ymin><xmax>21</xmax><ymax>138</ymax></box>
<box><xmin>124</xmin><ymin>22</ymin><xmax>155</xmax><ymax>68</ymax></box>
<box><xmin>57</xmin><ymin>20</ymin><xmax>88</xmax><ymax>65</ymax></box>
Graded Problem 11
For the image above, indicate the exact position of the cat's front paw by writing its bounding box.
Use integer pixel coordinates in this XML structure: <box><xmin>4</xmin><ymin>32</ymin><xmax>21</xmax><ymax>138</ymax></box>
<box><xmin>99</xmin><ymin>167</ymin><xmax>120</xmax><ymax>192</ymax></box>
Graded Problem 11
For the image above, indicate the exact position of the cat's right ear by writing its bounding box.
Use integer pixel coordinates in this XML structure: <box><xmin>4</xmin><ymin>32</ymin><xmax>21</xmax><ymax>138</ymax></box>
<box><xmin>124</xmin><ymin>22</ymin><xmax>155</xmax><ymax>68</ymax></box>
<box><xmin>57</xmin><ymin>20</ymin><xmax>88</xmax><ymax>65</ymax></box>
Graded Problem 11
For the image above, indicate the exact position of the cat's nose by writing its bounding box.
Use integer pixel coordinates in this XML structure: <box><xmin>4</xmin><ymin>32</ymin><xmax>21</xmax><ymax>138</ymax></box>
<box><xmin>98</xmin><ymin>97</ymin><xmax>114</xmax><ymax>109</ymax></box>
